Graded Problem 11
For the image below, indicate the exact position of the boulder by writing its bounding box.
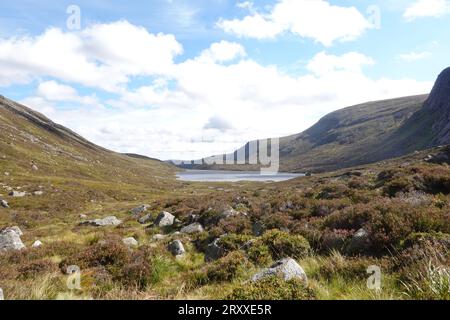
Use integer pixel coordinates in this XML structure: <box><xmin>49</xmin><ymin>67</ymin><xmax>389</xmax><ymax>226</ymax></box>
<box><xmin>168</xmin><ymin>240</ymin><xmax>185</xmax><ymax>256</ymax></box>
<box><xmin>80</xmin><ymin>216</ymin><xmax>122</xmax><ymax>227</ymax></box>
<box><xmin>181</xmin><ymin>222</ymin><xmax>204</xmax><ymax>234</ymax></box>
<box><xmin>252</xmin><ymin>258</ymin><xmax>308</xmax><ymax>283</ymax></box>
<box><xmin>122</xmin><ymin>237</ymin><xmax>138</xmax><ymax>247</ymax></box>
<box><xmin>346</xmin><ymin>228</ymin><xmax>371</xmax><ymax>253</ymax></box>
<box><xmin>0</xmin><ymin>227</ymin><xmax>25</xmax><ymax>252</ymax></box>
<box><xmin>1</xmin><ymin>199</ymin><xmax>9</xmax><ymax>208</ymax></box>
<box><xmin>138</xmin><ymin>213</ymin><xmax>153</xmax><ymax>224</ymax></box>
<box><xmin>154</xmin><ymin>211</ymin><xmax>175</xmax><ymax>227</ymax></box>
<box><xmin>205</xmin><ymin>238</ymin><xmax>225</xmax><ymax>261</ymax></box>
<box><xmin>9</xmin><ymin>191</ymin><xmax>26</xmax><ymax>197</ymax></box>
<box><xmin>131</xmin><ymin>204</ymin><xmax>150</xmax><ymax>216</ymax></box>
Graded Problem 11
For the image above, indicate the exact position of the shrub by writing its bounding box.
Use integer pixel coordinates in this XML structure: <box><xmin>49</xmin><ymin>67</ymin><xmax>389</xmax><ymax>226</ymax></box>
<box><xmin>247</xmin><ymin>243</ymin><xmax>272</xmax><ymax>266</ymax></box>
<box><xmin>17</xmin><ymin>259</ymin><xmax>58</xmax><ymax>279</ymax></box>
<box><xmin>206</xmin><ymin>251</ymin><xmax>249</xmax><ymax>283</ymax></box>
<box><xmin>261</xmin><ymin>230</ymin><xmax>310</xmax><ymax>260</ymax></box>
<box><xmin>228</xmin><ymin>277</ymin><xmax>316</xmax><ymax>300</ymax></box>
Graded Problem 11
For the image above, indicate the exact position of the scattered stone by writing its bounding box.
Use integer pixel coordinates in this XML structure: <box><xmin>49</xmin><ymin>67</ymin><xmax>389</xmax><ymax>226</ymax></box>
<box><xmin>205</xmin><ymin>238</ymin><xmax>225</xmax><ymax>261</ymax></box>
<box><xmin>9</xmin><ymin>191</ymin><xmax>26</xmax><ymax>197</ymax></box>
<box><xmin>154</xmin><ymin>211</ymin><xmax>175</xmax><ymax>227</ymax></box>
<box><xmin>1</xmin><ymin>199</ymin><xmax>9</xmax><ymax>208</ymax></box>
<box><xmin>138</xmin><ymin>213</ymin><xmax>153</xmax><ymax>224</ymax></box>
<box><xmin>79</xmin><ymin>214</ymin><xmax>88</xmax><ymax>219</ymax></box>
<box><xmin>122</xmin><ymin>237</ymin><xmax>138</xmax><ymax>247</ymax></box>
<box><xmin>180</xmin><ymin>222</ymin><xmax>204</xmax><ymax>234</ymax></box>
<box><xmin>80</xmin><ymin>216</ymin><xmax>122</xmax><ymax>227</ymax></box>
<box><xmin>130</xmin><ymin>204</ymin><xmax>150</xmax><ymax>216</ymax></box>
<box><xmin>221</xmin><ymin>207</ymin><xmax>240</xmax><ymax>219</ymax></box>
<box><xmin>31</xmin><ymin>164</ymin><xmax>39</xmax><ymax>171</ymax></box>
<box><xmin>252</xmin><ymin>221</ymin><xmax>266</xmax><ymax>236</ymax></box>
<box><xmin>252</xmin><ymin>258</ymin><xmax>308</xmax><ymax>283</ymax></box>
<box><xmin>32</xmin><ymin>240</ymin><xmax>43</xmax><ymax>248</ymax></box>
<box><xmin>33</xmin><ymin>191</ymin><xmax>44</xmax><ymax>196</ymax></box>
<box><xmin>0</xmin><ymin>227</ymin><xmax>26</xmax><ymax>251</ymax></box>
<box><xmin>4</xmin><ymin>172</ymin><xmax>10</xmax><ymax>176</ymax></box>
<box><xmin>152</xmin><ymin>234</ymin><xmax>167</xmax><ymax>241</ymax></box>
<box><xmin>347</xmin><ymin>228</ymin><xmax>371</xmax><ymax>253</ymax></box>
<box><xmin>168</xmin><ymin>240</ymin><xmax>185</xmax><ymax>256</ymax></box>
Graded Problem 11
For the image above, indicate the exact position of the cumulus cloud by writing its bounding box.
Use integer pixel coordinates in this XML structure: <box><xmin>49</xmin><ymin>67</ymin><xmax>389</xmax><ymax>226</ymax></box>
<box><xmin>3</xmin><ymin>22</ymin><xmax>433</xmax><ymax>160</ymax></box>
<box><xmin>217</xmin><ymin>0</ymin><xmax>373</xmax><ymax>46</ymax></box>
<box><xmin>0</xmin><ymin>21</ymin><xmax>183</xmax><ymax>91</ymax></box>
<box><xmin>404</xmin><ymin>0</ymin><xmax>450</xmax><ymax>20</ymax></box>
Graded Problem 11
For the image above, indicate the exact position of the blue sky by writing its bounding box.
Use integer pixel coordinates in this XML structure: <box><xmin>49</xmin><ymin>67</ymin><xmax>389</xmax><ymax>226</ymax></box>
<box><xmin>0</xmin><ymin>0</ymin><xmax>449</xmax><ymax>159</ymax></box>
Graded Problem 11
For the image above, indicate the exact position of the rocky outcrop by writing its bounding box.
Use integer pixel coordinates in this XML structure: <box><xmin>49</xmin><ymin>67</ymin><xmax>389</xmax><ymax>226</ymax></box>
<box><xmin>252</xmin><ymin>258</ymin><xmax>308</xmax><ymax>283</ymax></box>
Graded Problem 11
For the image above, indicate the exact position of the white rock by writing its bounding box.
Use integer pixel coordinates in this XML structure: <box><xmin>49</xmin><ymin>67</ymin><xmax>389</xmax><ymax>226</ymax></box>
<box><xmin>80</xmin><ymin>216</ymin><xmax>122</xmax><ymax>227</ymax></box>
<box><xmin>32</xmin><ymin>240</ymin><xmax>43</xmax><ymax>248</ymax></box>
<box><xmin>1</xmin><ymin>199</ymin><xmax>9</xmax><ymax>208</ymax></box>
<box><xmin>9</xmin><ymin>191</ymin><xmax>26</xmax><ymax>197</ymax></box>
<box><xmin>152</xmin><ymin>234</ymin><xmax>167</xmax><ymax>241</ymax></box>
<box><xmin>0</xmin><ymin>227</ymin><xmax>25</xmax><ymax>252</ymax></box>
<box><xmin>252</xmin><ymin>258</ymin><xmax>308</xmax><ymax>283</ymax></box>
<box><xmin>33</xmin><ymin>191</ymin><xmax>44</xmax><ymax>196</ymax></box>
<box><xmin>154</xmin><ymin>211</ymin><xmax>175</xmax><ymax>227</ymax></box>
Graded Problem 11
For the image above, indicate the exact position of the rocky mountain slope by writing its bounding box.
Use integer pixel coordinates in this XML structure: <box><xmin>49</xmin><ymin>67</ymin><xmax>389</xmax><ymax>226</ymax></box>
<box><xmin>181</xmin><ymin>68</ymin><xmax>450</xmax><ymax>173</ymax></box>
<box><xmin>0</xmin><ymin>95</ymin><xmax>176</xmax><ymax>187</ymax></box>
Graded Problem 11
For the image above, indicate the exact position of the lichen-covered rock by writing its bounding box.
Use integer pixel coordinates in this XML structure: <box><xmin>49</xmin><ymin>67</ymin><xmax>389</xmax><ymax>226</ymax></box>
<box><xmin>0</xmin><ymin>227</ymin><xmax>25</xmax><ymax>252</ymax></box>
<box><xmin>252</xmin><ymin>258</ymin><xmax>308</xmax><ymax>283</ymax></box>
<box><xmin>181</xmin><ymin>222</ymin><xmax>204</xmax><ymax>234</ymax></box>
<box><xmin>154</xmin><ymin>211</ymin><xmax>175</xmax><ymax>227</ymax></box>
<box><xmin>168</xmin><ymin>240</ymin><xmax>185</xmax><ymax>256</ymax></box>
<box><xmin>80</xmin><ymin>216</ymin><xmax>122</xmax><ymax>227</ymax></box>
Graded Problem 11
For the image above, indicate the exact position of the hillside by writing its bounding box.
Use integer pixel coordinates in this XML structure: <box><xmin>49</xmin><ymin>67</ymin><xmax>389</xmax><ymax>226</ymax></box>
<box><xmin>179</xmin><ymin>67</ymin><xmax>450</xmax><ymax>173</ymax></box>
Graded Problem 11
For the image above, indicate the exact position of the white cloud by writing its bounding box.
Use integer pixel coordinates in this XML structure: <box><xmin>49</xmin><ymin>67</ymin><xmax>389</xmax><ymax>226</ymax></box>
<box><xmin>198</xmin><ymin>41</ymin><xmax>247</xmax><ymax>63</ymax></box>
<box><xmin>399</xmin><ymin>51</ymin><xmax>432</xmax><ymax>62</ymax></box>
<box><xmin>404</xmin><ymin>0</ymin><xmax>450</xmax><ymax>20</ymax></box>
<box><xmin>2</xmin><ymin>21</ymin><xmax>432</xmax><ymax>160</ymax></box>
<box><xmin>217</xmin><ymin>0</ymin><xmax>373</xmax><ymax>46</ymax></box>
<box><xmin>0</xmin><ymin>21</ymin><xmax>183</xmax><ymax>91</ymax></box>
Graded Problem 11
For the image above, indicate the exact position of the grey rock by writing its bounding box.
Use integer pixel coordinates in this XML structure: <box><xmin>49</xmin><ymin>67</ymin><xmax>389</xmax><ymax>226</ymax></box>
<box><xmin>252</xmin><ymin>258</ymin><xmax>308</xmax><ymax>283</ymax></box>
<box><xmin>3</xmin><ymin>226</ymin><xmax>23</xmax><ymax>236</ymax></box>
<box><xmin>1</xmin><ymin>199</ymin><xmax>9</xmax><ymax>208</ymax></box>
<box><xmin>138</xmin><ymin>213</ymin><xmax>153</xmax><ymax>224</ymax></box>
<box><xmin>80</xmin><ymin>216</ymin><xmax>122</xmax><ymax>227</ymax></box>
<box><xmin>181</xmin><ymin>222</ymin><xmax>204</xmax><ymax>234</ymax></box>
<box><xmin>9</xmin><ymin>191</ymin><xmax>26</xmax><ymax>197</ymax></box>
<box><xmin>122</xmin><ymin>237</ymin><xmax>138</xmax><ymax>247</ymax></box>
<box><xmin>205</xmin><ymin>238</ymin><xmax>225</xmax><ymax>261</ymax></box>
<box><xmin>154</xmin><ymin>211</ymin><xmax>175</xmax><ymax>227</ymax></box>
<box><xmin>0</xmin><ymin>227</ymin><xmax>25</xmax><ymax>251</ymax></box>
<box><xmin>131</xmin><ymin>204</ymin><xmax>150</xmax><ymax>216</ymax></box>
<box><xmin>168</xmin><ymin>240</ymin><xmax>185</xmax><ymax>256</ymax></box>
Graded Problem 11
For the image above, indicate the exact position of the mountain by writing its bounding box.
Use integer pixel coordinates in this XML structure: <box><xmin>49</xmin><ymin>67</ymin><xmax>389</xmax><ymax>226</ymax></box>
<box><xmin>0</xmin><ymin>95</ymin><xmax>176</xmax><ymax>188</ymax></box>
<box><xmin>181</xmin><ymin>68</ymin><xmax>450</xmax><ymax>173</ymax></box>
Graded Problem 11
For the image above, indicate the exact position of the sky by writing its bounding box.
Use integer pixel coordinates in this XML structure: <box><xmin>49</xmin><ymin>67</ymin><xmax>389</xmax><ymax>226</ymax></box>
<box><xmin>0</xmin><ymin>0</ymin><xmax>449</xmax><ymax>160</ymax></box>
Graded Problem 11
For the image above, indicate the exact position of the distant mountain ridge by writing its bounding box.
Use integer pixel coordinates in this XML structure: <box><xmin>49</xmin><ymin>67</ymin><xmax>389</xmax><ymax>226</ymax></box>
<box><xmin>177</xmin><ymin>67</ymin><xmax>450</xmax><ymax>173</ymax></box>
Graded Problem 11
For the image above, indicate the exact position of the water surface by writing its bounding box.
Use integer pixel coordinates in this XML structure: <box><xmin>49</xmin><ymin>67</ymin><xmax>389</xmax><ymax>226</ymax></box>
<box><xmin>176</xmin><ymin>170</ymin><xmax>304</xmax><ymax>182</ymax></box>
